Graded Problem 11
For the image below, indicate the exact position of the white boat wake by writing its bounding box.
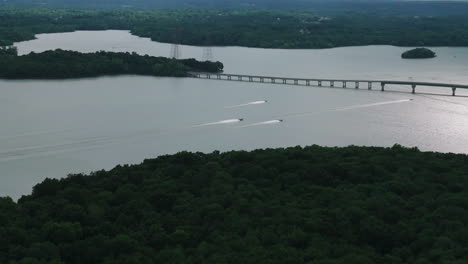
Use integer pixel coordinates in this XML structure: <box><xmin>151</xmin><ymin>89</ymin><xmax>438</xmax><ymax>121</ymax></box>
<box><xmin>192</xmin><ymin>118</ymin><xmax>244</xmax><ymax>127</ymax></box>
<box><xmin>238</xmin><ymin>120</ymin><xmax>283</xmax><ymax>128</ymax></box>
<box><xmin>0</xmin><ymin>99</ymin><xmax>414</xmax><ymax>161</ymax></box>
<box><xmin>282</xmin><ymin>99</ymin><xmax>413</xmax><ymax>118</ymax></box>
<box><xmin>226</xmin><ymin>100</ymin><xmax>268</xmax><ymax>108</ymax></box>
<box><xmin>336</xmin><ymin>99</ymin><xmax>412</xmax><ymax>111</ymax></box>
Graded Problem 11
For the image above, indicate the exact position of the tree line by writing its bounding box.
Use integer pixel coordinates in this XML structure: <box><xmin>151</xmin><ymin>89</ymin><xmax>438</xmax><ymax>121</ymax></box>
<box><xmin>3</xmin><ymin>1</ymin><xmax>468</xmax><ymax>15</ymax></box>
<box><xmin>0</xmin><ymin>48</ymin><xmax>223</xmax><ymax>79</ymax></box>
<box><xmin>3</xmin><ymin>8</ymin><xmax>468</xmax><ymax>48</ymax></box>
<box><xmin>1</xmin><ymin>145</ymin><xmax>468</xmax><ymax>263</ymax></box>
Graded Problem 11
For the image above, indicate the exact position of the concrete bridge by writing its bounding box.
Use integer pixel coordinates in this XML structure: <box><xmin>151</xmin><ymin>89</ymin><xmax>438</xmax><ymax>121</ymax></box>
<box><xmin>189</xmin><ymin>72</ymin><xmax>468</xmax><ymax>96</ymax></box>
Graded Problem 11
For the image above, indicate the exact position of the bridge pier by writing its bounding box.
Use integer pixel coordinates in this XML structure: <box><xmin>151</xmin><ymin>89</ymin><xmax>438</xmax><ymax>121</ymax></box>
<box><xmin>228</xmin><ymin>76</ymin><xmax>231</xmax><ymax>80</ymax></box>
<box><xmin>318</xmin><ymin>81</ymin><xmax>322</xmax><ymax>87</ymax></box>
<box><xmin>355</xmin><ymin>82</ymin><xmax>359</xmax><ymax>89</ymax></box>
<box><xmin>271</xmin><ymin>78</ymin><xmax>275</xmax><ymax>83</ymax></box>
<box><xmin>238</xmin><ymin>76</ymin><xmax>242</xmax><ymax>81</ymax></box>
<box><xmin>381</xmin><ymin>83</ymin><xmax>385</xmax><ymax>91</ymax></box>
<box><xmin>331</xmin><ymin>81</ymin><xmax>334</xmax><ymax>87</ymax></box>
<box><xmin>249</xmin><ymin>77</ymin><xmax>253</xmax><ymax>82</ymax></box>
<box><xmin>294</xmin><ymin>80</ymin><xmax>298</xmax><ymax>85</ymax></box>
<box><xmin>343</xmin><ymin>81</ymin><xmax>347</xmax><ymax>88</ymax></box>
<box><xmin>368</xmin><ymin>82</ymin><xmax>372</xmax><ymax>90</ymax></box>
<box><xmin>452</xmin><ymin>87</ymin><xmax>456</xmax><ymax>96</ymax></box>
<box><xmin>306</xmin><ymin>80</ymin><xmax>310</xmax><ymax>86</ymax></box>
<box><xmin>283</xmin><ymin>79</ymin><xmax>287</xmax><ymax>84</ymax></box>
<box><xmin>207</xmin><ymin>74</ymin><xmax>211</xmax><ymax>79</ymax></box>
<box><xmin>260</xmin><ymin>78</ymin><xmax>264</xmax><ymax>83</ymax></box>
<box><xmin>217</xmin><ymin>74</ymin><xmax>221</xmax><ymax>79</ymax></box>
<box><xmin>412</xmin><ymin>84</ymin><xmax>416</xmax><ymax>94</ymax></box>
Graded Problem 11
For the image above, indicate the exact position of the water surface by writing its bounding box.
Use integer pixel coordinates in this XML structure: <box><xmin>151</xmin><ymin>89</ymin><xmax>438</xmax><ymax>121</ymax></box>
<box><xmin>2</xmin><ymin>30</ymin><xmax>468</xmax><ymax>199</ymax></box>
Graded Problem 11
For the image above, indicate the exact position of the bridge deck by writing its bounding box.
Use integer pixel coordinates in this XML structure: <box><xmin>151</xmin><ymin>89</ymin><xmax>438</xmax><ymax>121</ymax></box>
<box><xmin>189</xmin><ymin>72</ymin><xmax>468</xmax><ymax>95</ymax></box>
<box><xmin>381</xmin><ymin>80</ymin><xmax>468</xmax><ymax>89</ymax></box>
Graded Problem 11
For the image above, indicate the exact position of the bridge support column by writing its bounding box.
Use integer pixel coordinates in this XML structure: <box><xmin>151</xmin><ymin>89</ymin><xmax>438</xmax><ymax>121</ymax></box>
<box><xmin>343</xmin><ymin>81</ymin><xmax>347</xmax><ymax>88</ymax></box>
<box><xmin>318</xmin><ymin>81</ymin><xmax>322</xmax><ymax>87</ymax></box>
<box><xmin>306</xmin><ymin>80</ymin><xmax>310</xmax><ymax>86</ymax></box>
<box><xmin>271</xmin><ymin>78</ymin><xmax>275</xmax><ymax>83</ymax></box>
<box><xmin>355</xmin><ymin>82</ymin><xmax>359</xmax><ymax>89</ymax></box>
<box><xmin>331</xmin><ymin>81</ymin><xmax>334</xmax><ymax>87</ymax></box>
<box><xmin>227</xmin><ymin>76</ymin><xmax>231</xmax><ymax>80</ymax></box>
<box><xmin>238</xmin><ymin>76</ymin><xmax>242</xmax><ymax>81</ymax></box>
<box><xmin>368</xmin><ymin>82</ymin><xmax>372</xmax><ymax>90</ymax></box>
<box><xmin>412</xmin><ymin>84</ymin><xmax>416</xmax><ymax>94</ymax></box>
<box><xmin>249</xmin><ymin>77</ymin><xmax>253</xmax><ymax>82</ymax></box>
<box><xmin>207</xmin><ymin>74</ymin><xmax>211</xmax><ymax>79</ymax></box>
<box><xmin>260</xmin><ymin>78</ymin><xmax>264</xmax><ymax>83</ymax></box>
<box><xmin>294</xmin><ymin>80</ymin><xmax>298</xmax><ymax>85</ymax></box>
<box><xmin>452</xmin><ymin>87</ymin><xmax>456</xmax><ymax>96</ymax></box>
<box><xmin>283</xmin><ymin>79</ymin><xmax>287</xmax><ymax>84</ymax></box>
<box><xmin>217</xmin><ymin>75</ymin><xmax>221</xmax><ymax>79</ymax></box>
<box><xmin>381</xmin><ymin>83</ymin><xmax>385</xmax><ymax>91</ymax></box>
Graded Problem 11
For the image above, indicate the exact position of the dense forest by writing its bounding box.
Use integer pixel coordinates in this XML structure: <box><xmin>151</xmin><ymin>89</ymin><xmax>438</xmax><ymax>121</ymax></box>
<box><xmin>1</xmin><ymin>145</ymin><xmax>468</xmax><ymax>263</ymax></box>
<box><xmin>3</xmin><ymin>0</ymin><xmax>468</xmax><ymax>13</ymax></box>
<box><xmin>0</xmin><ymin>48</ymin><xmax>223</xmax><ymax>79</ymax></box>
<box><xmin>3</xmin><ymin>7</ymin><xmax>468</xmax><ymax>48</ymax></box>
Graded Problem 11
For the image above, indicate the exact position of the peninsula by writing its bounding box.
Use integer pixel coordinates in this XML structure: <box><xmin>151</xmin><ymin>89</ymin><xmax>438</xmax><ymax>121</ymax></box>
<box><xmin>0</xmin><ymin>48</ymin><xmax>223</xmax><ymax>79</ymax></box>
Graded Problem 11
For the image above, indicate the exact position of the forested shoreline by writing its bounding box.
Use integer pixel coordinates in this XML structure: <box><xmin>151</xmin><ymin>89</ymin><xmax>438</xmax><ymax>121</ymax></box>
<box><xmin>3</xmin><ymin>7</ymin><xmax>468</xmax><ymax>49</ymax></box>
<box><xmin>1</xmin><ymin>145</ymin><xmax>468</xmax><ymax>263</ymax></box>
<box><xmin>0</xmin><ymin>48</ymin><xmax>223</xmax><ymax>79</ymax></box>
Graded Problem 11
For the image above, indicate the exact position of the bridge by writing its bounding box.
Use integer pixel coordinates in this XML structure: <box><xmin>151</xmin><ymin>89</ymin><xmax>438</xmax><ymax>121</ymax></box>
<box><xmin>189</xmin><ymin>72</ymin><xmax>468</xmax><ymax>96</ymax></box>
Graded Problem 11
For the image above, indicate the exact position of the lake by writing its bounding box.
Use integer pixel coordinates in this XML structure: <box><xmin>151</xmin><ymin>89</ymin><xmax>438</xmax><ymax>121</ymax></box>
<box><xmin>2</xmin><ymin>30</ymin><xmax>468</xmax><ymax>199</ymax></box>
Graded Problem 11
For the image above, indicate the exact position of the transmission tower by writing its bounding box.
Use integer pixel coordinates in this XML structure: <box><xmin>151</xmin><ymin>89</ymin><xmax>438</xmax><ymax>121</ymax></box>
<box><xmin>202</xmin><ymin>47</ymin><xmax>213</xmax><ymax>61</ymax></box>
<box><xmin>170</xmin><ymin>44</ymin><xmax>181</xmax><ymax>59</ymax></box>
<box><xmin>201</xmin><ymin>31</ymin><xmax>214</xmax><ymax>61</ymax></box>
<box><xmin>169</xmin><ymin>26</ymin><xmax>182</xmax><ymax>59</ymax></box>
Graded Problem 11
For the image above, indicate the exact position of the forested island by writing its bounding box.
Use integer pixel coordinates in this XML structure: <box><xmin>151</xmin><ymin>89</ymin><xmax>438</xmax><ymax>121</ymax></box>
<box><xmin>3</xmin><ymin>7</ymin><xmax>468</xmax><ymax>49</ymax></box>
<box><xmin>402</xmin><ymin>48</ymin><xmax>436</xmax><ymax>59</ymax></box>
<box><xmin>0</xmin><ymin>48</ymin><xmax>223</xmax><ymax>79</ymax></box>
<box><xmin>1</xmin><ymin>145</ymin><xmax>468</xmax><ymax>263</ymax></box>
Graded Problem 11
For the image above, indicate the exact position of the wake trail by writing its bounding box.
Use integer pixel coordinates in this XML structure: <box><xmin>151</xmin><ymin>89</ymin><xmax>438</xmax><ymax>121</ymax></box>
<box><xmin>225</xmin><ymin>100</ymin><xmax>267</xmax><ymax>108</ymax></box>
<box><xmin>0</xmin><ymin>122</ymin><xmax>202</xmax><ymax>162</ymax></box>
<box><xmin>0</xmin><ymin>128</ymin><xmax>74</xmax><ymax>141</ymax></box>
<box><xmin>238</xmin><ymin>120</ymin><xmax>283</xmax><ymax>128</ymax></box>
<box><xmin>0</xmin><ymin>136</ymin><xmax>111</xmax><ymax>162</ymax></box>
<box><xmin>280</xmin><ymin>99</ymin><xmax>412</xmax><ymax>119</ymax></box>
<box><xmin>0</xmin><ymin>99</ymin><xmax>413</xmax><ymax>160</ymax></box>
<box><xmin>192</xmin><ymin>118</ymin><xmax>244</xmax><ymax>127</ymax></box>
<box><xmin>335</xmin><ymin>99</ymin><xmax>412</xmax><ymax>111</ymax></box>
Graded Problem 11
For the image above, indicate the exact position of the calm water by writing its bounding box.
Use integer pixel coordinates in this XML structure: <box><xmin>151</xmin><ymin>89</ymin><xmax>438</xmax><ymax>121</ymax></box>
<box><xmin>2</xmin><ymin>30</ymin><xmax>468</xmax><ymax>199</ymax></box>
